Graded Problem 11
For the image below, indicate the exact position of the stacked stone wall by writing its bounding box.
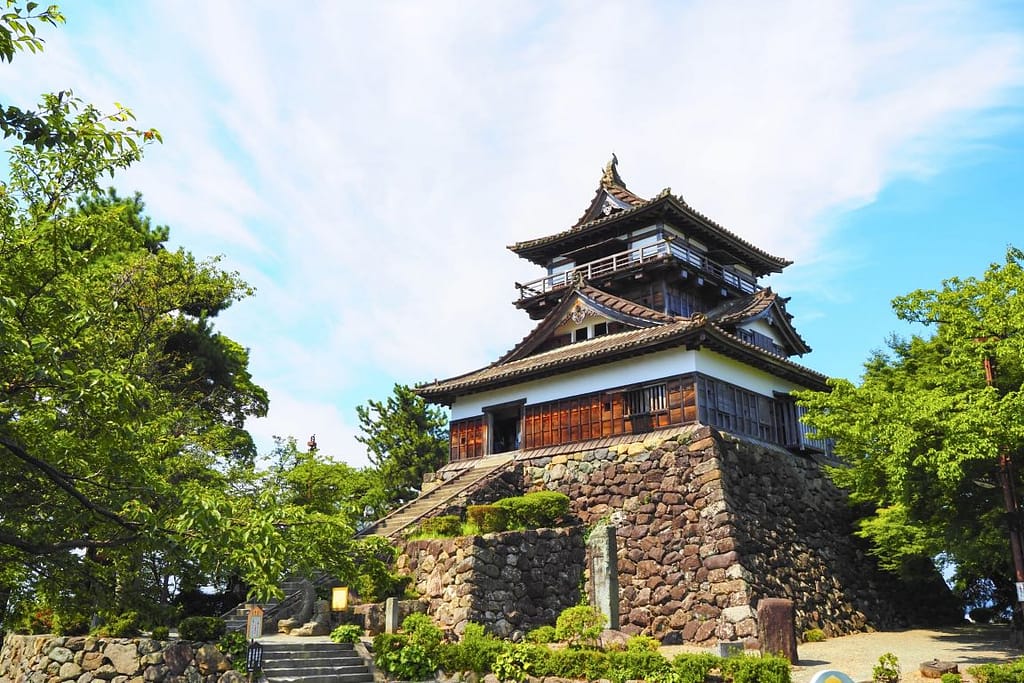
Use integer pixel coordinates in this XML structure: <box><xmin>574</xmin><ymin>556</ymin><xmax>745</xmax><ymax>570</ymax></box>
<box><xmin>0</xmin><ymin>635</ymin><xmax>243</xmax><ymax>683</ymax></box>
<box><xmin>510</xmin><ymin>426</ymin><xmax>904</xmax><ymax>645</ymax></box>
<box><xmin>714</xmin><ymin>434</ymin><xmax>900</xmax><ymax>636</ymax></box>
<box><xmin>398</xmin><ymin>528</ymin><xmax>584</xmax><ymax>637</ymax></box>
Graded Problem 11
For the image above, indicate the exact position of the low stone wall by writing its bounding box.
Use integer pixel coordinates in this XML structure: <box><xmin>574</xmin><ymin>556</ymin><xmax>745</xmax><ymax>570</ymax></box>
<box><xmin>0</xmin><ymin>634</ymin><xmax>243</xmax><ymax>683</ymax></box>
<box><xmin>398</xmin><ymin>528</ymin><xmax>585</xmax><ymax>637</ymax></box>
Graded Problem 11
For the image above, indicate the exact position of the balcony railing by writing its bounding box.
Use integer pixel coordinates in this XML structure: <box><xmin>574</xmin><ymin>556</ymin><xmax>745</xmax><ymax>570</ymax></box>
<box><xmin>516</xmin><ymin>238</ymin><xmax>760</xmax><ymax>300</ymax></box>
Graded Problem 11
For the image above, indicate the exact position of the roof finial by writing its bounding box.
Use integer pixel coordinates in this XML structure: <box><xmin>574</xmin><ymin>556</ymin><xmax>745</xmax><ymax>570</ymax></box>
<box><xmin>601</xmin><ymin>153</ymin><xmax>625</xmax><ymax>189</ymax></box>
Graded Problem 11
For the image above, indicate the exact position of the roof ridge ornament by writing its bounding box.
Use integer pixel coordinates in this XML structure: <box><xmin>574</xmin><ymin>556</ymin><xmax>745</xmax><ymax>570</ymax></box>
<box><xmin>601</xmin><ymin>153</ymin><xmax>626</xmax><ymax>189</ymax></box>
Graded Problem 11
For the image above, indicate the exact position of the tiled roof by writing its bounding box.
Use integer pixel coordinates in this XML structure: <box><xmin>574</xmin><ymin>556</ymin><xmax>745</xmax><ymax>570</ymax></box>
<box><xmin>419</xmin><ymin>318</ymin><xmax>704</xmax><ymax>399</ymax></box>
<box><xmin>579</xmin><ymin>285</ymin><xmax>678</xmax><ymax>324</ymax></box>
<box><xmin>511</xmin><ymin>192</ymin><xmax>790</xmax><ymax>274</ymax></box>
<box><xmin>705</xmin><ymin>288</ymin><xmax>811</xmax><ymax>355</ymax></box>
<box><xmin>416</xmin><ymin>307</ymin><xmax>828</xmax><ymax>402</ymax></box>
<box><xmin>498</xmin><ymin>284</ymin><xmax>679</xmax><ymax>364</ymax></box>
<box><xmin>706</xmin><ymin>287</ymin><xmax>777</xmax><ymax>324</ymax></box>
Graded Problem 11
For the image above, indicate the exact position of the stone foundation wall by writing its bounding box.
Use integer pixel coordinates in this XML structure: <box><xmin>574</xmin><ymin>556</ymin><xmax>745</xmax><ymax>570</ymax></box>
<box><xmin>0</xmin><ymin>634</ymin><xmax>243</xmax><ymax>683</ymax></box>
<box><xmin>507</xmin><ymin>426</ymin><xmax>904</xmax><ymax>645</ymax></box>
<box><xmin>398</xmin><ymin>528</ymin><xmax>585</xmax><ymax>637</ymax></box>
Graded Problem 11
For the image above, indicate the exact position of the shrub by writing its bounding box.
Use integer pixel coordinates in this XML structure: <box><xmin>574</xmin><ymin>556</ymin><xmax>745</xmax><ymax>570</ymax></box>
<box><xmin>330</xmin><ymin>623</ymin><xmax>363</xmax><ymax>644</ymax></box>
<box><xmin>555</xmin><ymin>605</ymin><xmax>605</xmax><ymax>647</ymax></box>
<box><xmin>493</xmin><ymin>643</ymin><xmax>548</xmax><ymax>683</ymax></box>
<box><xmin>178</xmin><ymin>616</ymin><xmax>227</xmax><ymax>642</ymax></box>
<box><xmin>151</xmin><ymin>625</ymin><xmax>171</xmax><ymax>640</ymax></box>
<box><xmin>606</xmin><ymin>648</ymin><xmax>671</xmax><ymax>683</ymax></box>
<box><xmin>93</xmin><ymin>611</ymin><xmax>142</xmax><ymax>637</ymax></box>
<box><xmin>968</xmin><ymin>659</ymin><xmax>1024</xmax><ymax>683</ymax></box>
<box><xmin>402</xmin><ymin>613</ymin><xmax>444</xmax><ymax>653</ymax></box>
<box><xmin>721</xmin><ymin>654</ymin><xmax>792</xmax><ymax>683</ymax></box>
<box><xmin>373</xmin><ymin>632</ymin><xmax>436</xmax><ymax>681</ymax></box>
<box><xmin>14</xmin><ymin>604</ymin><xmax>54</xmax><ymax>634</ymax></box>
<box><xmin>418</xmin><ymin>515</ymin><xmax>463</xmax><ymax>538</ymax></box>
<box><xmin>803</xmin><ymin>628</ymin><xmax>826</xmax><ymax>643</ymax></box>
<box><xmin>873</xmin><ymin>653</ymin><xmax>900</xmax><ymax>683</ymax></box>
<box><xmin>373</xmin><ymin>613</ymin><xmax>444</xmax><ymax>679</ymax></box>
<box><xmin>438</xmin><ymin>622</ymin><xmax>504</xmax><ymax>675</ymax></box>
<box><xmin>218</xmin><ymin>631</ymin><xmax>250</xmax><ymax>673</ymax></box>
<box><xmin>541</xmin><ymin>647</ymin><xmax>609</xmax><ymax>680</ymax></box>
<box><xmin>672</xmin><ymin>652</ymin><xmax>723</xmax><ymax>683</ymax></box>
<box><xmin>626</xmin><ymin>634</ymin><xmax>661</xmax><ymax>652</ymax></box>
<box><xmin>525</xmin><ymin>624</ymin><xmax>557</xmax><ymax>643</ymax></box>
<box><xmin>52</xmin><ymin>611</ymin><xmax>90</xmax><ymax>636</ymax></box>
<box><xmin>941</xmin><ymin>674</ymin><xmax>963</xmax><ymax>683</ymax></box>
<box><xmin>494</xmin><ymin>491</ymin><xmax>570</xmax><ymax>529</ymax></box>
<box><xmin>467</xmin><ymin>505</ymin><xmax>508</xmax><ymax>533</ymax></box>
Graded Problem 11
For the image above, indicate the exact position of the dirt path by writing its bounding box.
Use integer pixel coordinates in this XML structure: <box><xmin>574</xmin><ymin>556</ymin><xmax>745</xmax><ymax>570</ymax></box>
<box><xmin>789</xmin><ymin>625</ymin><xmax>1021</xmax><ymax>683</ymax></box>
<box><xmin>662</xmin><ymin>625</ymin><xmax>1021</xmax><ymax>683</ymax></box>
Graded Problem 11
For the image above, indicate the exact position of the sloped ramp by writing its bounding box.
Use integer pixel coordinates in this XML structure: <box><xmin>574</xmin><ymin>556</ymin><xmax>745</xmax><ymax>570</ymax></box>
<box><xmin>359</xmin><ymin>454</ymin><xmax>514</xmax><ymax>540</ymax></box>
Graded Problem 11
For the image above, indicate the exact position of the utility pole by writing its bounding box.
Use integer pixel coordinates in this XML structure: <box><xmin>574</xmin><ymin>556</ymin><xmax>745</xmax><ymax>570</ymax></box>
<box><xmin>983</xmin><ymin>353</ymin><xmax>1024</xmax><ymax>620</ymax></box>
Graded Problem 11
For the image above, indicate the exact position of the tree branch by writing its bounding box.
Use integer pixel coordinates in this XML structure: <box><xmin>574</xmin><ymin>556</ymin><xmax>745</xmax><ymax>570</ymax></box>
<box><xmin>0</xmin><ymin>435</ymin><xmax>141</xmax><ymax>532</ymax></box>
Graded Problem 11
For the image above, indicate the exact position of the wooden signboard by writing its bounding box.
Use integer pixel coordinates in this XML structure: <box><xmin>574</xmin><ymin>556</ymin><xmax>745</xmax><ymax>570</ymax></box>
<box><xmin>246</xmin><ymin>605</ymin><xmax>264</xmax><ymax>642</ymax></box>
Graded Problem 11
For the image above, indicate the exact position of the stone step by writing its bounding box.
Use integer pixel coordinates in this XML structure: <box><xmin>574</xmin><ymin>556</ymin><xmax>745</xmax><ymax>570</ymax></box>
<box><xmin>260</xmin><ymin>641</ymin><xmax>372</xmax><ymax>683</ymax></box>
<box><xmin>263</xmin><ymin>663</ymin><xmax>368</xmax><ymax>676</ymax></box>
<box><xmin>262</xmin><ymin>646</ymin><xmax>356</xmax><ymax>656</ymax></box>
<box><xmin>268</xmin><ymin>674</ymin><xmax>373</xmax><ymax>683</ymax></box>
<box><xmin>263</xmin><ymin>653</ymin><xmax>364</xmax><ymax>663</ymax></box>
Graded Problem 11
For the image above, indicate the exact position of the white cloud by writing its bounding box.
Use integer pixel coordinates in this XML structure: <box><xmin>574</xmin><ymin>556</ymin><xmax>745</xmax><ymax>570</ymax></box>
<box><xmin>4</xmin><ymin>0</ymin><xmax>1022</xmax><ymax>463</ymax></box>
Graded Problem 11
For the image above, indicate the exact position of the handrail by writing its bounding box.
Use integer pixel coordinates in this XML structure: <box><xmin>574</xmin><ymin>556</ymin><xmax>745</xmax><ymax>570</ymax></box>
<box><xmin>359</xmin><ymin>457</ymin><xmax>513</xmax><ymax>539</ymax></box>
<box><xmin>516</xmin><ymin>238</ymin><xmax>759</xmax><ymax>300</ymax></box>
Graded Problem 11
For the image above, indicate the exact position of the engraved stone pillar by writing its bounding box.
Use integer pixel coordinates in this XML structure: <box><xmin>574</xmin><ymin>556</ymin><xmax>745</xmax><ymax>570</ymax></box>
<box><xmin>588</xmin><ymin>523</ymin><xmax>619</xmax><ymax>629</ymax></box>
<box><xmin>757</xmin><ymin>598</ymin><xmax>798</xmax><ymax>663</ymax></box>
<box><xmin>384</xmin><ymin>597</ymin><xmax>400</xmax><ymax>634</ymax></box>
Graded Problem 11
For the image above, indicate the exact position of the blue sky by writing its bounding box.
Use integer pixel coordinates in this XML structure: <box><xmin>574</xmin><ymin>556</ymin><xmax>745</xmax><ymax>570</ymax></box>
<box><xmin>3</xmin><ymin>1</ymin><xmax>1023</xmax><ymax>466</ymax></box>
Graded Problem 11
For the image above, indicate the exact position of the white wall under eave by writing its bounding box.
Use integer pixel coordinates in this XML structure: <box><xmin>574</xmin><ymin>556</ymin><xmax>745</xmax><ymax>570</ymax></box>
<box><xmin>449</xmin><ymin>346</ymin><xmax>808</xmax><ymax>419</ymax></box>
<box><xmin>740</xmin><ymin>318</ymin><xmax>783</xmax><ymax>345</ymax></box>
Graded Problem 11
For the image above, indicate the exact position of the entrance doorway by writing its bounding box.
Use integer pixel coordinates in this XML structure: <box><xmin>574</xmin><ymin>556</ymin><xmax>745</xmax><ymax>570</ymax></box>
<box><xmin>488</xmin><ymin>403</ymin><xmax>522</xmax><ymax>454</ymax></box>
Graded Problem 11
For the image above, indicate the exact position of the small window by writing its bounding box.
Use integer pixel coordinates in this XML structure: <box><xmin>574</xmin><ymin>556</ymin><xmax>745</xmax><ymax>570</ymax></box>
<box><xmin>574</xmin><ymin>327</ymin><xmax>589</xmax><ymax>343</ymax></box>
<box><xmin>625</xmin><ymin>384</ymin><xmax>667</xmax><ymax>416</ymax></box>
<box><xmin>593</xmin><ymin>322</ymin><xmax>608</xmax><ymax>337</ymax></box>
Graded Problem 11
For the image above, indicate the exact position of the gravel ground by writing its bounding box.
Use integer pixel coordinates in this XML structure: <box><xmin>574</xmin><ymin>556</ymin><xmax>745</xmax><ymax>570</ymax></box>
<box><xmin>790</xmin><ymin>625</ymin><xmax>1021</xmax><ymax>683</ymax></box>
<box><xmin>661</xmin><ymin>625</ymin><xmax>1022</xmax><ymax>683</ymax></box>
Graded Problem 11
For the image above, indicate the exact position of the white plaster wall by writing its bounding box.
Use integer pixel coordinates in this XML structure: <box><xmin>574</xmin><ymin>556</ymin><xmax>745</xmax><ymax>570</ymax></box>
<box><xmin>450</xmin><ymin>346</ymin><xmax>804</xmax><ymax>419</ymax></box>
<box><xmin>740</xmin><ymin>318</ymin><xmax>784</xmax><ymax>345</ymax></box>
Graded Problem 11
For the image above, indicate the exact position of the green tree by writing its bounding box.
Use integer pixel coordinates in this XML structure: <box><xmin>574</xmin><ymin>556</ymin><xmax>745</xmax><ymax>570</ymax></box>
<box><xmin>356</xmin><ymin>384</ymin><xmax>448</xmax><ymax>516</ymax></box>
<box><xmin>0</xmin><ymin>8</ymin><xmax>367</xmax><ymax>629</ymax></box>
<box><xmin>798</xmin><ymin>247</ymin><xmax>1024</xmax><ymax>613</ymax></box>
<box><xmin>269</xmin><ymin>436</ymin><xmax>383</xmax><ymax>524</ymax></box>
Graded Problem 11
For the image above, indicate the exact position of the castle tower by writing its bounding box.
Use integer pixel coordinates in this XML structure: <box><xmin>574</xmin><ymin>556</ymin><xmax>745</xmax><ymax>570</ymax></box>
<box><xmin>417</xmin><ymin>158</ymin><xmax>829</xmax><ymax>462</ymax></box>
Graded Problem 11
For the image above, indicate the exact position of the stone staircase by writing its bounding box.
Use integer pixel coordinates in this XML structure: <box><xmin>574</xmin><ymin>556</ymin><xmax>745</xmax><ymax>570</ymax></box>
<box><xmin>260</xmin><ymin>641</ymin><xmax>373</xmax><ymax>683</ymax></box>
<box><xmin>222</xmin><ymin>577</ymin><xmax>315</xmax><ymax>633</ymax></box>
<box><xmin>359</xmin><ymin>454</ymin><xmax>514</xmax><ymax>539</ymax></box>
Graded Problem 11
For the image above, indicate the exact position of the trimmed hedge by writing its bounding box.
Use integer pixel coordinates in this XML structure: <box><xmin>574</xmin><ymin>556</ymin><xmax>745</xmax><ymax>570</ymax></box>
<box><xmin>493</xmin><ymin>491</ymin><xmax>569</xmax><ymax>529</ymax></box>
<box><xmin>467</xmin><ymin>504</ymin><xmax>509</xmax><ymax>533</ymax></box>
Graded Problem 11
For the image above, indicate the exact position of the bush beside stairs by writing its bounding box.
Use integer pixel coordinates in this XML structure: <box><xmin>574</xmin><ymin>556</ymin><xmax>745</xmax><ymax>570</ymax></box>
<box><xmin>260</xmin><ymin>641</ymin><xmax>373</xmax><ymax>683</ymax></box>
<box><xmin>360</xmin><ymin>454</ymin><xmax>514</xmax><ymax>539</ymax></box>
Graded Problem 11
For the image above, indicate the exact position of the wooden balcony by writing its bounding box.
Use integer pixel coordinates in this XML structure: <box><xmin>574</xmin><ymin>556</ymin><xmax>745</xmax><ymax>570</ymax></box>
<box><xmin>515</xmin><ymin>238</ymin><xmax>760</xmax><ymax>301</ymax></box>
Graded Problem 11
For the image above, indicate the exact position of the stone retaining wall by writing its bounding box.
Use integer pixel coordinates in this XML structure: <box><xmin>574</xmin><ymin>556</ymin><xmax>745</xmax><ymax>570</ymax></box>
<box><xmin>415</xmin><ymin>425</ymin><xmax>937</xmax><ymax>645</ymax></box>
<box><xmin>511</xmin><ymin>426</ymin><xmax>903</xmax><ymax>645</ymax></box>
<box><xmin>398</xmin><ymin>527</ymin><xmax>585</xmax><ymax>637</ymax></box>
<box><xmin>0</xmin><ymin>634</ymin><xmax>243</xmax><ymax>683</ymax></box>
